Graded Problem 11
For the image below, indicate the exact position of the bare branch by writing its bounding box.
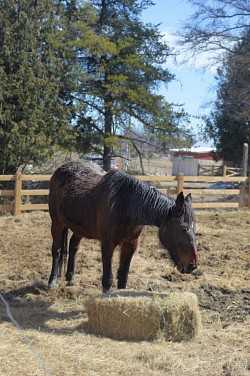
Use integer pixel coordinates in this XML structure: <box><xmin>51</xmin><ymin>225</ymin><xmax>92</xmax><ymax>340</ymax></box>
<box><xmin>177</xmin><ymin>0</ymin><xmax>250</xmax><ymax>65</ymax></box>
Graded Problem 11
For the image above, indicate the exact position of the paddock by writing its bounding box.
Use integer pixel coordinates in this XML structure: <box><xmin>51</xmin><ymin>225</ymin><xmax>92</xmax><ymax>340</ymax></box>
<box><xmin>0</xmin><ymin>210</ymin><xmax>249</xmax><ymax>375</ymax></box>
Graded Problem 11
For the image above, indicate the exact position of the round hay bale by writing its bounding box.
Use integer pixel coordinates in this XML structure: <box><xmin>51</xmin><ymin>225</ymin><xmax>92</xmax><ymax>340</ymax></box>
<box><xmin>85</xmin><ymin>291</ymin><xmax>202</xmax><ymax>341</ymax></box>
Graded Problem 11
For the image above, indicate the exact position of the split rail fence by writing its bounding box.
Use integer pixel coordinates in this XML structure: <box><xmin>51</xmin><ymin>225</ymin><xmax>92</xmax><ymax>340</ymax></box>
<box><xmin>0</xmin><ymin>172</ymin><xmax>249</xmax><ymax>216</ymax></box>
<box><xmin>197</xmin><ymin>164</ymin><xmax>243</xmax><ymax>177</ymax></box>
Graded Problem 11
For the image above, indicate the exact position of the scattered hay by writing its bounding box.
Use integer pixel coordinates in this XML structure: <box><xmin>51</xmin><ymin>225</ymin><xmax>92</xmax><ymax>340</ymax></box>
<box><xmin>85</xmin><ymin>290</ymin><xmax>202</xmax><ymax>341</ymax></box>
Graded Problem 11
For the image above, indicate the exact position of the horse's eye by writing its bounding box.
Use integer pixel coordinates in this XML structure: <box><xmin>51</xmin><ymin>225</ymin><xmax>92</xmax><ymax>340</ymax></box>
<box><xmin>181</xmin><ymin>221</ymin><xmax>195</xmax><ymax>233</ymax></box>
<box><xmin>187</xmin><ymin>222</ymin><xmax>196</xmax><ymax>233</ymax></box>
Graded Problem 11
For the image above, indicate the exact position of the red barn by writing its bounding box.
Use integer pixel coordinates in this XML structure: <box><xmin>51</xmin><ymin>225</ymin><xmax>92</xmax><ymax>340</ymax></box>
<box><xmin>170</xmin><ymin>147</ymin><xmax>217</xmax><ymax>160</ymax></box>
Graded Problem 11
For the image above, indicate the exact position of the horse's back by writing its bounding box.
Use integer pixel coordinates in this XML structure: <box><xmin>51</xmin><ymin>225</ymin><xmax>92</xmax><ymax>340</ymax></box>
<box><xmin>50</xmin><ymin>160</ymin><xmax>104</xmax><ymax>187</ymax></box>
<box><xmin>49</xmin><ymin>160</ymin><xmax>105</xmax><ymax>226</ymax></box>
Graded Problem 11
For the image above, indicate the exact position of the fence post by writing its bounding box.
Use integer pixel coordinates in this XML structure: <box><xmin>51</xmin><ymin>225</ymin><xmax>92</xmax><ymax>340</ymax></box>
<box><xmin>211</xmin><ymin>165</ymin><xmax>215</xmax><ymax>176</ymax></box>
<box><xmin>177</xmin><ymin>173</ymin><xmax>184</xmax><ymax>194</ymax></box>
<box><xmin>242</xmin><ymin>143</ymin><xmax>248</xmax><ymax>177</ymax></box>
<box><xmin>223</xmin><ymin>165</ymin><xmax>227</xmax><ymax>177</ymax></box>
<box><xmin>248</xmin><ymin>176</ymin><xmax>250</xmax><ymax>209</ymax></box>
<box><xmin>14</xmin><ymin>172</ymin><xmax>22</xmax><ymax>216</ymax></box>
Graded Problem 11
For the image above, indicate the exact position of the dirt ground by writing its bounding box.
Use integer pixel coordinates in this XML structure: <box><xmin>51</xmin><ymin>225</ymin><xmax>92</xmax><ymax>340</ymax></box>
<box><xmin>0</xmin><ymin>210</ymin><xmax>249</xmax><ymax>376</ymax></box>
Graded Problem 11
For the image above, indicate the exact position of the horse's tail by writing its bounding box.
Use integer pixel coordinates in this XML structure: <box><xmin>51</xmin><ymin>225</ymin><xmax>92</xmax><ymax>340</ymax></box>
<box><xmin>59</xmin><ymin>227</ymin><xmax>68</xmax><ymax>278</ymax></box>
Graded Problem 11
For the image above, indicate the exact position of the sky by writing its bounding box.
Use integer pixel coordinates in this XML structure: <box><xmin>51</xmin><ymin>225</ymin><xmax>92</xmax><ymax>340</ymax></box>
<box><xmin>142</xmin><ymin>0</ymin><xmax>217</xmax><ymax>147</ymax></box>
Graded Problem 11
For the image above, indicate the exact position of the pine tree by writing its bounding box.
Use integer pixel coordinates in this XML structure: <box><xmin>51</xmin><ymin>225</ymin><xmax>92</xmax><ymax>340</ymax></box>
<box><xmin>0</xmin><ymin>0</ymin><xmax>76</xmax><ymax>173</ymax></box>
<box><xmin>205</xmin><ymin>29</ymin><xmax>250</xmax><ymax>165</ymax></box>
<box><xmin>74</xmin><ymin>0</ymin><xmax>188</xmax><ymax>170</ymax></box>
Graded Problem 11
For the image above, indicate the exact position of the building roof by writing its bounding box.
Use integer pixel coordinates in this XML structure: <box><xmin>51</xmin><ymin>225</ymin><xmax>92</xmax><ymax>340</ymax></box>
<box><xmin>170</xmin><ymin>147</ymin><xmax>216</xmax><ymax>154</ymax></box>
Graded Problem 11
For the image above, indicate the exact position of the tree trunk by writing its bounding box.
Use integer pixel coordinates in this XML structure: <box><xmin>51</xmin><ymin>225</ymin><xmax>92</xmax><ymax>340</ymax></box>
<box><xmin>132</xmin><ymin>140</ymin><xmax>145</xmax><ymax>175</ymax></box>
<box><xmin>103</xmin><ymin>100</ymin><xmax>112</xmax><ymax>172</ymax></box>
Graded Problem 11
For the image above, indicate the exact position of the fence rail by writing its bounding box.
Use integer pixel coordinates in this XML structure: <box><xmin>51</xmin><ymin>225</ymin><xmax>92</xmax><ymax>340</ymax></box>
<box><xmin>197</xmin><ymin>164</ymin><xmax>243</xmax><ymax>176</ymax></box>
<box><xmin>0</xmin><ymin>172</ymin><xmax>249</xmax><ymax>216</ymax></box>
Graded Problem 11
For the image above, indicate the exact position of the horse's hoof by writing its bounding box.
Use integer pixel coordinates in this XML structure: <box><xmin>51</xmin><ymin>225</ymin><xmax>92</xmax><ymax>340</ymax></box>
<box><xmin>48</xmin><ymin>283</ymin><xmax>57</xmax><ymax>289</ymax></box>
<box><xmin>67</xmin><ymin>280</ymin><xmax>75</xmax><ymax>286</ymax></box>
<box><xmin>102</xmin><ymin>288</ymin><xmax>110</xmax><ymax>294</ymax></box>
<box><xmin>48</xmin><ymin>278</ymin><xmax>58</xmax><ymax>289</ymax></box>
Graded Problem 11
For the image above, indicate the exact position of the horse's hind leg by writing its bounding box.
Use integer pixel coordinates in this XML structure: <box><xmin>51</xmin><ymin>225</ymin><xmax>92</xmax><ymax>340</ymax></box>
<box><xmin>118</xmin><ymin>234</ymin><xmax>141</xmax><ymax>289</ymax></box>
<box><xmin>65</xmin><ymin>233</ymin><xmax>81</xmax><ymax>286</ymax></box>
<box><xmin>48</xmin><ymin>221</ymin><xmax>66</xmax><ymax>288</ymax></box>
<box><xmin>58</xmin><ymin>227</ymin><xmax>68</xmax><ymax>278</ymax></box>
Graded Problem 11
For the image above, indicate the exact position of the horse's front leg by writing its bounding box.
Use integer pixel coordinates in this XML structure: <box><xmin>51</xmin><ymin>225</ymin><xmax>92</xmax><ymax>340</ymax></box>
<box><xmin>101</xmin><ymin>241</ymin><xmax>115</xmax><ymax>293</ymax></box>
<box><xmin>65</xmin><ymin>233</ymin><xmax>81</xmax><ymax>286</ymax></box>
<box><xmin>117</xmin><ymin>233</ymin><xmax>142</xmax><ymax>289</ymax></box>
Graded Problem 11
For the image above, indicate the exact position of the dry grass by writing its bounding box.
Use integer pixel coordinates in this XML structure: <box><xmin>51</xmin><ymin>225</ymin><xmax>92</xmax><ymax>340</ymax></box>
<box><xmin>0</xmin><ymin>210</ymin><xmax>250</xmax><ymax>375</ymax></box>
<box><xmin>126</xmin><ymin>157</ymin><xmax>173</xmax><ymax>175</ymax></box>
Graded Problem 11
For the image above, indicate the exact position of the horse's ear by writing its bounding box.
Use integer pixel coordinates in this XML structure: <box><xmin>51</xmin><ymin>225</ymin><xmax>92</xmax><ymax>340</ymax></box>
<box><xmin>175</xmin><ymin>192</ymin><xmax>185</xmax><ymax>213</ymax></box>
<box><xmin>185</xmin><ymin>193</ymin><xmax>192</xmax><ymax>206</ymax></box>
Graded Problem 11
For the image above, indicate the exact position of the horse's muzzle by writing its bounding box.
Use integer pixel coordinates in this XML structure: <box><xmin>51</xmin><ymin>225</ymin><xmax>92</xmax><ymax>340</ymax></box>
<box><xmin>188</xmin><ymin>262</ymin><xmax>197</xmax><ymax>273</ymax></box>
<box><xmin>177</xmin><ymin>262</ymin><xmax>197</xmax><ymax>274</ymax></box>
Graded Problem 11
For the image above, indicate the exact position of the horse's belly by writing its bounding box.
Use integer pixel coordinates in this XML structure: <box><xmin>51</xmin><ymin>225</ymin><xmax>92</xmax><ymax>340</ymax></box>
<box><xmin>59</xmin><ymin>197</ymin><xmax>110</xmax><ymax>241</ymax></box>
<box><xmin>61</xmin><ymin>211</ymin><xmax>101</xmax><ymax>240</ymax></box>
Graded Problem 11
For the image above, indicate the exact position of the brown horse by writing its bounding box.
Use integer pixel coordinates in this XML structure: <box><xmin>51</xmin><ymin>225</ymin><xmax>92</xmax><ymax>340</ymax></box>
<box><xmin>48</xmin><ymin>160</ymin><xmax>198</xmax><ymax>292</ymax></box>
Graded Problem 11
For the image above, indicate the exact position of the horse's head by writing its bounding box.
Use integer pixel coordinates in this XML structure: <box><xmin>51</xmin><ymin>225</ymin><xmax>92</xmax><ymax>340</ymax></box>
<box><xmin>159</xmin><ymin>192</ymin><xmax>198</xmax><ymax>274</ymax></box>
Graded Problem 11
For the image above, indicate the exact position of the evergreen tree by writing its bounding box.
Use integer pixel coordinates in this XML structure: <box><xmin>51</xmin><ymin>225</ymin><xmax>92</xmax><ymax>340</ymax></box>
<box><xmin>0</xmin><ymin>0</ymin><xmax>76</xmax><ymax>173</ymax></box>
<box><xmin>74</xmin><ymin>0</ymin><xmax>190</xmax><ymax>170</ymax></box>
<box><xmin>0</xmin><ymin>0</ymin><xmax>194</xmax><ymax>174</ymax></box>
<box><xmin>205</xmin><ymin>29</ymin><xmax>250</xmax><ymax>165</ymax></box>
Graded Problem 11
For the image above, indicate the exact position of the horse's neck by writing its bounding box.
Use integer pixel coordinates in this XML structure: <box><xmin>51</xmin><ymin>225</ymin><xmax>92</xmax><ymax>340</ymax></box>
<box><xmin>106</xmin><ymin>172</ymin><xmax>174</xmax><ymax>227</ymax></box>
<box><xmin>129</xmin><ymin>188</ymin><xmax>174</xmax><ymax>227</ymax></box>
<box><xmin>139</xmin><ymin>195</ymin><xmax>172</xmax><ymax>227</ymax></box>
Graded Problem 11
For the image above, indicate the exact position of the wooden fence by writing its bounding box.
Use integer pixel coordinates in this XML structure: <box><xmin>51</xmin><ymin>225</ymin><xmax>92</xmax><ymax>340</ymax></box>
<box><xmin>0</xmin><ymin>172</ymin><xmax>51</xmax><ymax>216</ymax></box>
<box><xmin>198</xmin><ymin>164</ymin><xmax>243</xmax><ymax>177</ymax></box>
<box><xmin>0</xmin><ymin>172</ymin><xmax>249</xmax><ymax>216</ymax></box>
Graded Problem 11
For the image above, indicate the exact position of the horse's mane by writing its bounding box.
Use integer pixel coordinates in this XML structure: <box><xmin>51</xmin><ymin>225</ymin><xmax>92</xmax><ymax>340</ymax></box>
<box><xmin>102</xmin><ymin>170</ymin><xmax>175</xmax><ymax>225</ymax></box>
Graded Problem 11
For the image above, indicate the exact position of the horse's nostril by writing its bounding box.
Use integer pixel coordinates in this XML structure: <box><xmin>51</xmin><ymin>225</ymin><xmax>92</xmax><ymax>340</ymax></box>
<box><xmin>189</xmin><ymin>263</ymin><xmax>197</xmax><ymax>272</ymax></box>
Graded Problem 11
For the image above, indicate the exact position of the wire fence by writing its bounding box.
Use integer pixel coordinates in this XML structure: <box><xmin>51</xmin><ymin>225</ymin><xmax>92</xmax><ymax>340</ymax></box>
<box><xmin>0</xmin><ymin>292</ymin><xmax>52</xmax><ymax>376</ymax></box>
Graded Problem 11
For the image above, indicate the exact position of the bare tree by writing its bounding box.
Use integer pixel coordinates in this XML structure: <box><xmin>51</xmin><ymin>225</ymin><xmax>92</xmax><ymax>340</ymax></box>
<box><xmin>178</xmin><ymin>0</ymin><xmax>250</xmax><ymax>63</ymax></box>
